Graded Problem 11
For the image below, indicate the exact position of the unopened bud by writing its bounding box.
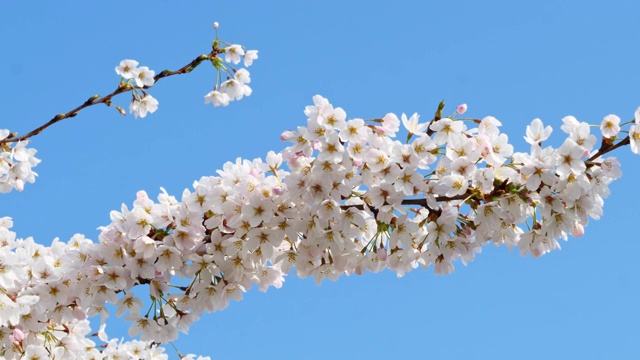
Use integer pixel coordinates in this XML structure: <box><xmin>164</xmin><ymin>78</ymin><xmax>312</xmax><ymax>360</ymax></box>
<box><xmin>456</xmin><ymin>103</ymin><xmax>468</xmax><ymax>115</ymax></box>
<box><xmin>572</xmin><ymin>223</ymin><xmax>585</xmax><ymax>237</ymax></box>
<box><xmin>115</xmin><ymin>106</ymin><xmax>126</xmax><ymax>116</ymax></box>
<box><xmin>213</xmin><ymin>22</ymin><xmax>219</xmax><ymax>29</ymax></box>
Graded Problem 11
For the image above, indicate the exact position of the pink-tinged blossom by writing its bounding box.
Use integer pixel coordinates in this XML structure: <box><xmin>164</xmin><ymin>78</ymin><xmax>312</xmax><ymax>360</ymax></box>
<box><xmin>380</xmin><ymin>113</ymin><xmax>400</xmax><ymax>137</ymax></box>
<box><xmin>456</xmin><ymin>103</ymin><xmax>467</xmax><ymax>114</ymax></box>
<box><xmin>600</xmin><ymin>114</ymin><xmax>620</xmax><ymax>138</ymax></box>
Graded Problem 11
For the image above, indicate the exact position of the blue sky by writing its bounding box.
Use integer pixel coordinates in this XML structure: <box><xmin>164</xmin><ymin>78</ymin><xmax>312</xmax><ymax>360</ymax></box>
<box><xmin>1</xmin><ymin>1</ymin><xmax>639</xmax><ymax>359</ymax></box>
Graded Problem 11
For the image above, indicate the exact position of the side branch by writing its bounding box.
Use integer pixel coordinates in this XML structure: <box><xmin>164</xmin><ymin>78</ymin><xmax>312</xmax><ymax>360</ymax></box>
<box><xmin>1</xmin><ymin>49</ymin><xmax>221</xmax><ymax>145</ymax></box>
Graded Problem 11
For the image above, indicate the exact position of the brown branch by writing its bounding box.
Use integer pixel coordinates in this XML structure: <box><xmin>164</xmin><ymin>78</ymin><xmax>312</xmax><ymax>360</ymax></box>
<box><xmin>585</xmin><ymin>135</ymin><xmax>630</xmax><ymax>168</ymax></box>
<box><xmin>1</xmin><ymin>49</ymin><xmax>221</xmax><ymax>145</ymax></box>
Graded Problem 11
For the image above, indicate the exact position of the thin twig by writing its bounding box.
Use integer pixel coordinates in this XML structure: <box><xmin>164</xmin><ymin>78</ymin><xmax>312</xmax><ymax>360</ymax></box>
<box><xmin>1</xmin><ymin>49</ymin><xmax>220</xmax><ymax>145</ymax></box>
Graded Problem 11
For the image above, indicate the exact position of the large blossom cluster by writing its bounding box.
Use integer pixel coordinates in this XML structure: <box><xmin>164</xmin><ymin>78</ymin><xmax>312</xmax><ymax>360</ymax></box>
<box><xmin>0</xmin><ymin>131</ymin><xmax>40</xmax><ymax>193</ymax></box>
<box><xmin>0</xmin><ymin>218</ymin><xmax>174</xmax><ymax>359</ymax></box>
<box><xmin>1</xmin><ymin>96</ymin><xmax>637</xmax><ymax>358</ymax></box>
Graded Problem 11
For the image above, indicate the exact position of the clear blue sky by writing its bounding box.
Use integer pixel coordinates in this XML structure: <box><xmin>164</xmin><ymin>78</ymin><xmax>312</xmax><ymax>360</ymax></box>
<box><xmin>2</xmin><ymin>1</ymin><xmax>639</xmax><ymax>359</ymax></box>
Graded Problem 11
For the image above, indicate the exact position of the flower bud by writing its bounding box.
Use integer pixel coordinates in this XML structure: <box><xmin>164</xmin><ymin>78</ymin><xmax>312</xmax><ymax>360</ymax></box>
<box><xmin>572</xmin><ymin>223</ymin><xmax>585</xmax><ymax>237</ymax></box>
<box><xmin>456</xmin><ymin>103</ymin><xmax>468</xmax><ymax>115</ymax></box>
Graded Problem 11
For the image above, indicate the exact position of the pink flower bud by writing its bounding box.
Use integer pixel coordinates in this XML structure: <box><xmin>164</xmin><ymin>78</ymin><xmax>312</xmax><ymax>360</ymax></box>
<box><xmin>72</xmin><ymin>306</ymin><xmax>87</xmax><ymax>320</ymax></box>
<box><xmin>10</xmin><ymin>328</ymin><xmax>24</xmax><ymax>344</ymax></box>
<box><xmin>213</xmin><ymin>22</ymin><xmax>219</xmax><ymax>29</ymax></box>
<box><xmin>273</xmin><ymin>186</ymin><xmax>285</xmax><ymax>195</ymax></box>
<box><xmin>377</xmin><ymin>247</ymin><xmax>388</xmax><ymax>261</ymax></box>
<box><xmin>456</xmin><ymin>104</ymin><xmax>468</xmax><ymax>115</ymax></box>
<box><xmin>280</xmin><ymin>130</ymin><xmax>295</xmax><ymax>141</ymax></box>
<box><xmin>572</xmin><ymin>223</ymin><xmax>585</xmax><ymax>238</ymax></box>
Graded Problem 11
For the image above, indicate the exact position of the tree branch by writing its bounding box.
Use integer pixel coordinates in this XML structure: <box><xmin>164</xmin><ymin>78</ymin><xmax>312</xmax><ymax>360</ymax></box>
<box><xmin>1</xmin><ymin>49</ymin><xmax>221</xmax><ymax>145</ymax></box>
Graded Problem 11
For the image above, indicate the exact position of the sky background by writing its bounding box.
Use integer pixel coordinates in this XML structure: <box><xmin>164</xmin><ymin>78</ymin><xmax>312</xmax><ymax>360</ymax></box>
<box><xmin>1</xmin><ymin>1</ymin><xmax>639</xmax><ymax>359</ymax></box>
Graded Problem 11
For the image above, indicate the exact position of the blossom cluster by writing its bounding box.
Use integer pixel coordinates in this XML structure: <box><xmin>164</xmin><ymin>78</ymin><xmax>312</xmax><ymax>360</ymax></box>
<box><xmin>1</xmin><ymin>95</ymin><xmax>637</xmax><ymax>358</ymax></box>
<box><xmin>0</xmin><ymin>130</ymin><xmax>40</xmax><ymax>193</ymax></box>
<box><xmin>0</xmin><ymin>217</ymin><xmax>209</xmax><ymax>359</ymax></box>
<box><xmin>203</xmin><ymin>44</ymin><xmax>258</xmax><ymax>107</ymax></box>
<box><xmin>115</xmin><ymin>59</ymin><xmax>159</xmax><ymax>119</ymax></box>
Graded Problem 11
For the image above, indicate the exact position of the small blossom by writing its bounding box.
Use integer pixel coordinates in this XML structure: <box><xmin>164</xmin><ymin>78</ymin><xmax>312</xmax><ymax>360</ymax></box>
<box><xmin>401</xmin><ymin>113</ymin><xmax>428</xmax><ymax>135</ymax></box>
<box><xmin>115</xmin><ymin>59</ymin><xmax>139</xmax><ymax>79</ymax></box>
<box><xmin>600</xmin><ymin>114</ymin><xmax>620</xmax><ymax>138</ymax></box>
<box><xmin>456</xmin><ymin>104</ymin><xmax>467</xmax><ymax>115</ymax></box>
<box><xmin>244</xmin><ymin>50</ymin><xmax>258</xmax><ymax>67</ymax></box>
<box><xmin>130</xmin><ymin>95</ymin><xmax>159</xmax><ymax>119</ymax></box>
<box><xmin>134</xmin><ymin>66</ymin><xmax>156</xmax><ymax>87</ymax></box>
<box><xmin>524</xmin><ymin>118</ymin><xmax>552</xmax><ymax>145</ymax></box>
<box><xmin>225</xmin><ymin>44</ymin><xmax>245</xmax><ymax>64</ymax></box>
<box><xmin>630</xmin><ymin>124</ymin><xmax>640</xmax><ymax>154</ymax></box>
<box><xmin>204</xmin><ymin>90</ymin><xmax>230</xmax><ymax>107</ymax></box>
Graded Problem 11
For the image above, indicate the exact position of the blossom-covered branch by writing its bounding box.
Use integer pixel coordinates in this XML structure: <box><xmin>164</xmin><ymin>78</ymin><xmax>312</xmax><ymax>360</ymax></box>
<box><xmin>2</xmin><ymin>93</ymin><xmax>638</xmax><ymax>358</ymax></box>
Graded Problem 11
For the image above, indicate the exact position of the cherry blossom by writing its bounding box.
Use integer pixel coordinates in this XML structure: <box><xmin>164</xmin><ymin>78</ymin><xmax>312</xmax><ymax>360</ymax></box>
<box><xmin>601</xmin><ymin>114</ymin><xmax>621</xmax><ymax>138</ymax></box>
<box><xmin>115</xmin><ymin>59</ymin><xmax>140</xmax><ymax>79</ymax></box>
<box><xmin>129</xmin><ymin>94</ymin><xmax>159</xmax><ymax>119</ymax></box>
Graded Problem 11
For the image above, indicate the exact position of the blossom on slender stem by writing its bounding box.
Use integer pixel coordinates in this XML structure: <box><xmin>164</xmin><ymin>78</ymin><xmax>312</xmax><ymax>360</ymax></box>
<box><xmin>244</xmin><ymin>50</ymin><xmax>258</xmax><ymax>67</ymax></box>
<box><xmin>204</xmin><ymin>90</ymin><xmax>229</xmax><ymax>107</ymax></box>
<box><xmin>129</xmin><ymin>94</ymin><xmax>159</xmax><ymax>118</ymax></box>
